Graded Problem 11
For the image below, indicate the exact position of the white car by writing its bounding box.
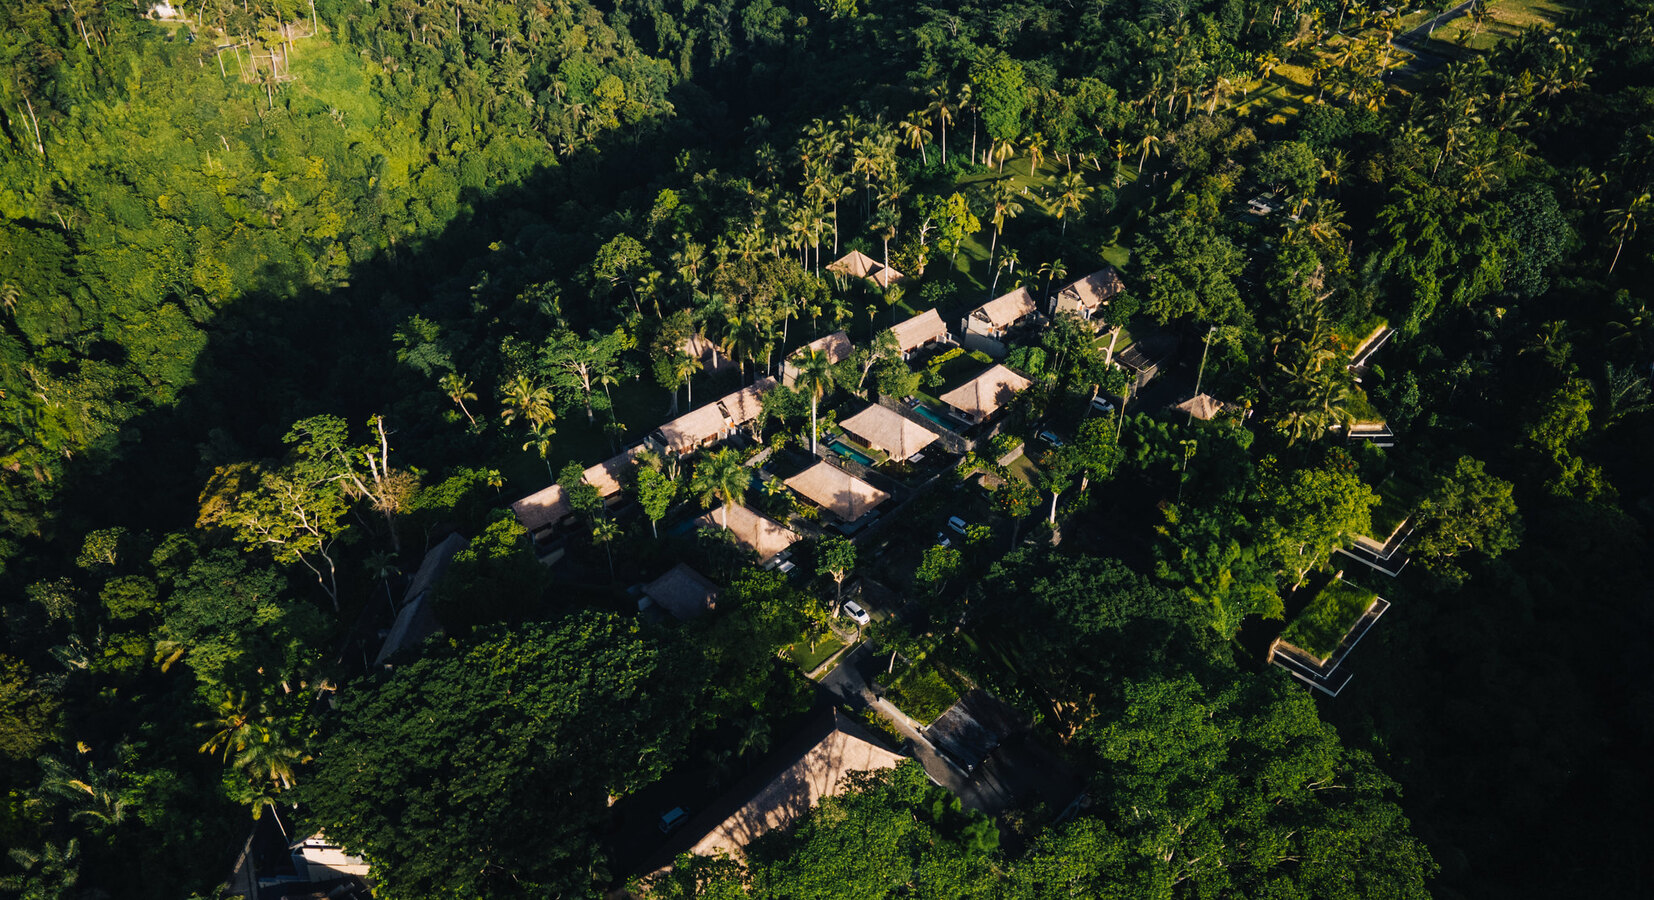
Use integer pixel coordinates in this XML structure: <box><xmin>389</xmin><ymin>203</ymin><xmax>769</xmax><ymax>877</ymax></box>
<box><xmin>1090</xmin><ymin>395</ymin><xmax>1116</xmax><ymax>413</ymax></box>
<box><xmin>947</xmin><ymin>516</ymin><xmax>969</xmax><ymax>535</ymax></box>
<box><xmin>842</xmin><ymin>600</ymin><xmax>871</xmax><ymax>626</ymax></box>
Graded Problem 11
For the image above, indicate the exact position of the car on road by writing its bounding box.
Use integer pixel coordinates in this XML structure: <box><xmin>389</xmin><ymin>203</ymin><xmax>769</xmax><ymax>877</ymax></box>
<box><xmin>947</xmin><ymin>516</ymin><xmax>969</xmax><ymax>535</ymax></box>
<box><xmin>842</xmin><ymin>600</ymin><xmax>871</xmax><ymax>626</ymax></box>
<box><xmin>1037</xmin><ymin>429</ymin><xmax>1066</xmax><ymax>448</ymax></box>
<box><xmin>658</xmin><ymin>807</ymin><xmax>689</xmax><ymax>834</ymax></box>
<box><xmin>1090</xmin><ymin>395</ymin><xmax>1116</xmax><ymax>413</ymax></box>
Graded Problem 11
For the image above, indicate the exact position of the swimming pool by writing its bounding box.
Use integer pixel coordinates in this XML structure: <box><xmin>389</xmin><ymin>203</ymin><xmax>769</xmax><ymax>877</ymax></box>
<box><xmin>829</xmin><ymin>440</ymin><xmax>876</xmax><ymax>466</ymax></box>
<box><xmin>911</xmin><ymin>402</ymin><xmax>960</xmax><ymax>432</ymax></box>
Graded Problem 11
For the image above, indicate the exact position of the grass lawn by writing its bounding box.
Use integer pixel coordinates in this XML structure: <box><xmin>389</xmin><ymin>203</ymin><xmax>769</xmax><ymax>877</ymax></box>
<box><xmin>880</xmin><ymin>661</ymin><xmax>961</xmax><ymax>726</ymax></box>
<box><xmin>1346</xmin><ymin>386</ymin><xmax>1386</xmax><ymax>425</ymax></box>
<box><xmin>1341</xmin><ymin>316</ymin><xmax>1389</xmax><ymax>356</ymax></box>
<box><xmin>789</xmin><ymin>633</ymin><xmax>847</xmax><ymax>673</ymax></box>
<box><xmin>1371</xmin><ymin>476</ymin><xmax>1425</xmax><ymax>537</ymax></box>
<box><xmin>1006</xmin><ymin>451</ymin><xmax>1042</xmax><ymax>486</ymax></box>
<box><xmin>1281</xmin><ymin>578</ymin><xmax>1379</xmax><ymax>661</ymax></box>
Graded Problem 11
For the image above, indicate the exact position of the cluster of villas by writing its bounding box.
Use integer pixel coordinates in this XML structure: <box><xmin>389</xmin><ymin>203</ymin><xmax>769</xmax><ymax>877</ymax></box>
<box><xmin>505</xmin><ymin>261</ymin><xmax>1131</xmax><ymax>609</ymax></box>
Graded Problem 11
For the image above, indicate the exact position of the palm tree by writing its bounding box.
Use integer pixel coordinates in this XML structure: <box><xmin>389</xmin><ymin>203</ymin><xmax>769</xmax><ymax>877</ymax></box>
<box><xmin>235</xmin><ymin>731</ymin><xmax>308</xmax><ymax>791</ymax></box>
<box><xmin>900</xmin><ymin>112</ymin><xmax>931</xmax><ymax>165</ymax></box>
<box><xmin>992</xmin><ymin>136</ymin><xmax>1017</xmax><ymax>174</ymax></box>
<box><xmin>957</xmin><ymin>82</ymin><xmax>977</xmax><ymax>164</ymax></box>
<box><xmin>691</xmin><ymin>447</ymin><xmax>749</xmax><ymax>529</ymax></box>
<box><xmin>197</xmin><ymin>692</ymin><xmax>271</xmax><ymax>762</ymax></box>
<box><xmin>674</xmin><ymin>343</ymin><xmax>705</xmax><ymax>409</ymax></box>
<box><xmin>1136</xmin><ymin>132</ymin><xmax>1162</xmax><ymax>173</ymax></box>
<box><xmin>522</xmin><ymin>421</ymin><xmax>558</xmax><ymax>478</ymax></box>
<box><xmin>927</xmin><ymin>82</ymin><xmax>954</xmax><ymax>165</ymax></box>
<box><xmin>499</xmin><ymin>374</ymin><xmax>554</xmax><ymax>428</ymax></box>
<box><xmin>792</xmin><ymin>349</ymin><xmax>837</xmax><ymax>454</ymax></box>
<box><xmin>364</xmin><ymin>551</ymin><xmax>401</xmax><ymax>614</ymax></box>
<box><xmin>1052</xmin><ymin>171</ymin><xmax>1093</xmax><ymax>235</ymax></box>
<box><xmin>1026</xmin><ymin>133</ymin><xmax>1045</xmax><ymax>177</ymax></box>
<box><xmin>438</xmin><ymin>372</ymin><xmax>477</xmax><ymax>426</ymax></box>
<box><xmin>985</xmin><ymin>180</ymin><xmax>1024</xmax><ymax>282</ymax></box>
<box><xmin>1038</xmin><ymin>258</ymin><xmax>1069</xmax><ymax>305</ymax></box>
<box><xmin>1607</xmin><ymin>193</ymin><xmax>1650</xmax><ymax>275</ymax></box>
<box><xmin>591</xmin><ymin>518</ymin><xmax>620</xmax><ymax>579</ymax></box>
<box><xmin>1110</xmin><ymin>138</ymin><xmax>1130</xmax><ymax>187</ymax></box>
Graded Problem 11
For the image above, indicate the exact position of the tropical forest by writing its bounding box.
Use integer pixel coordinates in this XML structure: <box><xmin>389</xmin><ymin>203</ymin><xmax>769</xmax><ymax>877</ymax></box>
<box><xmin>0</xmin><ymin>0</ymin><xmax>1650</xmax><ymax>897</ymax></box>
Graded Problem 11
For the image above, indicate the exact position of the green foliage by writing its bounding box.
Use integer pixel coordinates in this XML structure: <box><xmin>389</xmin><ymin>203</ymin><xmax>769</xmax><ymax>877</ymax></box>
<box><xmin>1410</xmin><ymin>457</ymin><xmax>1522</xmax><ymax>586</ymax></box>
<box><xmin>303</xmin><ymin>613</ymin><xmax>699</xmax><ymax>899</ymax></box>
<box><xmin>971</xmin><ymin>50</ymin><xmax>1029</xmax><ymax>142</ymax></box>
<box><xmin>433</xmin><ymin>516</ymin><xmax>546</xmax><ymax>634</ymax></box>
<box><xmin>0</xmin><ymin>655</ymin><xmax>57</xmax><ymax>762</ymax></box>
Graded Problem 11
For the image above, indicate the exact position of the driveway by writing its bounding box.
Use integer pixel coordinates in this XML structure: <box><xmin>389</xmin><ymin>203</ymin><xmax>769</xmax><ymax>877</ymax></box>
<box><xmin>1388</xmin><ymin>1</ymin><xmax>1476</xmax><ymax>75</ymax></box>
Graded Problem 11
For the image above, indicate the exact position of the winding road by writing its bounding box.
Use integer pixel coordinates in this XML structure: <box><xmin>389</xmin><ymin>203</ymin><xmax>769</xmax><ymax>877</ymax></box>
<box><xmin>1387</xmin><ymin>0</ymin><xmax>1478</xmax><ymax>75</ymax></box>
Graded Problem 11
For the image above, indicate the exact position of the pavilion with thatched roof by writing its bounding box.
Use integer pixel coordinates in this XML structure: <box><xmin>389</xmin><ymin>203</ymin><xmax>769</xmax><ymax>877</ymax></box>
<box><xmin>839</xmin><ymin>404</ymin><xmax>940</xmax><ymax>462</ymax></box>
<box><xmin>939</xmin><ymin>364</ymin><xmax>1033</xmax><ymax>425</ymax></box>
<box><xmin>695</xmin><ymin>504</ymin><xmax>801</xmax><ymax>564</ymax></box>
<box><xmin>888</xmin><ymin>308</ymin><xmax>951</xmax><ymax>358</ymax></box>
<box><xmin>781</xmin><ymin>331</ymin><xmax>853</xmax><ymax>386</ymax></box>
<box><xmin>827</xmin><ymin>249</ymin><xmax>906</xmax><ymax>288</ymax></box>
<box><xmin>785</xmin><ymin>461</ymin><xmax>890</xmax><ymax>522</ymax></box>
<box><xmin>964</xmin><ymin>287</ymin><xmax>1038</xmax><ymax>340</ymax></box>
<box><xmin>1174</xmin><ymin>393</ymin><xmax>1231</xmax><ymax>421</ymax></box>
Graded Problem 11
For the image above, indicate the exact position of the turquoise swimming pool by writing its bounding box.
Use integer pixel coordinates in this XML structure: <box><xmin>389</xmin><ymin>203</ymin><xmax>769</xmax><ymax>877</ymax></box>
<box><xmin>911</xmin><ymin>402</ymin><xmax>960</xmax><ymax>432</ymax></box>
<box><xmin>829</xmin><ymin>440</ymin><xmax>876</xmax><ymax>466</ymax></box>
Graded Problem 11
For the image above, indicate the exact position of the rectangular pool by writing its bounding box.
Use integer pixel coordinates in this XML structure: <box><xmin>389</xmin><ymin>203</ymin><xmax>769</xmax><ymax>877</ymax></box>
<box><xmin>829</xmin><ymin>440</ymin><xmax>876</xmax><ymax>466</ymax></box>
<box><xmin>911</xmin><ymin>402</ymin><xmax>961</xmax><ymax>432</ymax></box>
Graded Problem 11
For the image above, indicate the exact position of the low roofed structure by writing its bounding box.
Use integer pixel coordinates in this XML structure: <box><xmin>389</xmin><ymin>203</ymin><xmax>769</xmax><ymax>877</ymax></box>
<box><xmin>695</xmin><ymin>504</ymin><xmax>801</xmax><ymax>564</ymax></box>
<box><xmin>1051</xmin><ymin>268</ymin><xmax>1124</xmax><ymax>322</ymax></box>
<box><xmin>373</xmin><ymin>533</ymin><xmax>467</xmax><ymax>666</ymax></box>
<box><xmin>785</xmin><ymin>461</ymin><xmax>890</xmax><ymax>522</ymax></box>
<box><xmin>642</xmin><ymin>563</ymin><xmax>720</xmax><ymax>621</ymax></box>
<box><xmin>939</xmin><ymin>364</ymin><xmax>1033</xmax><ymax>423</ymax></box>
<box><xmin>839</xmin><ymin>404</ymin><xmax>940</xmax><ymax>462</ymax></box>
<box><xmin>645</xmin><ymin>709</ymin><xmax>907</xmax><ymax>872</ymax></box>
<box><xmin>888</xmin><ymin>308</ymin><xmax>950</xmax><ymax>357</ymax></box>
<box><xmin>511</xmin><ymin>445</ymin><xmax>646</xmax><ymax>534</ymax></box>
<box><xmin>827</xmin><ymin>249</ymin><xmax>906</xmax><ymax>288</ymax></box>
<box><xmin>965</xmin><ymin>287</ymin><xmax>1038</xmax><ymax>338</ymax></box>
<box><xmin>782</xmin><ymin>331</ymin><xmax>854</xmax><ymax>386</ymax></box>
<box><xmin>656</xmin><ymin>378</ymin><xmax>777</xmax><ymax>453</ymax></box>
<box><xmin>1175</xmin><ymin>393</ymin><xmax>1231</xmax><ymax>421</ymax></box>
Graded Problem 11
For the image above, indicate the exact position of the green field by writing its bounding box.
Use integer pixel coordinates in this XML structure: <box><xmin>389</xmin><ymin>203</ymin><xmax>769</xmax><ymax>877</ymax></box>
<box><xmin>880</xmin><ymin>661</ymin><xmax>961</xmax><ymax>725</ymax></box>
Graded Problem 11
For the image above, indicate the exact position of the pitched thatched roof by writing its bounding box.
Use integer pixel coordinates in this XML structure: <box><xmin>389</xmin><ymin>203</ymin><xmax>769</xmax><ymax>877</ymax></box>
<box><xmin>678</xmin><ymin>710</ymin><xmax>906</xmax><ymax>863</ymax></box>
<box><xmin>1053</xmin><ymin>268</ymin><xmax>1124</xmax><ymax>315</ymax></box>
<box><xmin>785</xmin><ymin>461</ymin><xmax>890</xmax><ymax>521</ymax></box>
<box><xmin>970</xmin><ymin>287</ymin><xmax>1037</xmax><ymax>329</ymax></box>
<box><xmin>789</xmin><ymin>330</ymin><xmax>854</xmax><ymax>366</ymax></box>
<box><xmin>695</xmin><ymin>504</ymin><xmax>800</xmax><ymax>563</ymax></box>
<box><xmin>1175</xmin><ymin>393</ymin><xmax>1229</xmax><ymax>421</ymax></box>
<box><xmin>657</xmin><ymin>402</ymin><xmax>731</xmax><ymax>454</ymax></box>
<box><xmin>827</xmin><ymin>250</ymin><xmax>906</xmax><ymax>287</ymax></box>
<box><xmin>839</xmin><ymin>404</ymin><xmax>940</xmax><ymax>462</ymax></box>
<box><xmin>643</xmin><ymin>563</ymin><xmax>720</xmax><ymax>621</ymax></box>
<box><xmin>511</xmin><ymin>445</ymin><xmax>645</xmax><ymax>531</ymax></box>
<box><xmin>939</xmin><ymin>364</ymin><xmax>1032</xmax><ymax>420</ymax></box>
<box><xmin>721</xmin><ymin>376</ymin><xmax>776</xmax><ymax>425</ymax></box>
<box><xmin>373</xmin><ymin>533</ymin><xmax>467</xmax><ymax>666</ymax></box>
<box><xmin>888</xmin><ymin>308</ymin><xmax>949</xmax><ymax>354</ymax></box>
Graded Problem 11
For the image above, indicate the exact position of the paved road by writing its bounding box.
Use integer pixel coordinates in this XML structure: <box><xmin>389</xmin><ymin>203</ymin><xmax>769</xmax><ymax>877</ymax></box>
<box><xmin>1388</xmin><ymin>0</ymin><xmax>1476</xmax><ymax>75</ymax></box>
<box><xmin>818</xmin><ymin>644</ymin><xmax>989</xmax><ymax>806</ymax></box>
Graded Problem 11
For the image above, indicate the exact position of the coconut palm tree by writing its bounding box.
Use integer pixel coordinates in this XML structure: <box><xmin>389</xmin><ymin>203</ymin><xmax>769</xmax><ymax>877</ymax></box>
<box><xmin>691</xmin><ymin>447</ymin><xmax>749</xmax><ymax>529</ymax></box>
<box><xmin>992</xmin><ymin>136</ymin><xmax>1017</xmax><ymax>174</ymax></box>
<box><xmin>1607</xmin><ymin>192</ymin><xmax>1650</xmax><ymax>275</ymax></box>
<box><xmin>522</xmin><ymin>421</ymin><xmax>558</xmax><ymax>478</ymax></box>
<box><xmin>1136</xmin><ymin>132</ymin><xmax>1162</xmax><ymax>173</ymax></box>
<box><xmin>1038</xmin><ymin>258</ymin><xmax>1069</xmax><ymax>305</ymax></box>
<box><xmin>1026</xmin><ymin>133</ymin><xmax>1045</xmax><ymax>177</ymax></box>
<box><xmin>900</xmin><ymin>112</ymin><xmax>931</xmax><ymax>165</ymax></box>
<box><xmin>438</xmin><ymin>372</ymin><xmax>477</xmax><ymax>426</ymax></box>
<box><xmin>792</xmin><ymin>349</ymin><xmax>837</xmax><ymax>454</ymax></box>
<box><xmin>197</xmin><ymin>692</ymin><xmax>272</xmax><ymax>762</ymax></box>
<box><xmin>985</xmin><ymin>179</ymin><xmax>1025</xmax><ymax>283</ymax></box>
<box><xmin>235</xmin><ymin>731</ymin><xmax>308</xmax><ymax>791</ymax></box>
<box><xmin>499</xmin><ymin>375</ymin><xmax>554</xmax><ymax>428</ymax></box>
<box><xmin>591</xmin><ymin>517</ymin><xmax>620</xmax><ymax>579</ymax></box>
<box><xmin>1053</xmin><ymin>171</ymin><xmax>1093</xmax><ymax>235</ymax></box>
<box><xmin>927</xmin><ymin>82</ymin><xmax>954</xmax><ymax>165</ymax></box>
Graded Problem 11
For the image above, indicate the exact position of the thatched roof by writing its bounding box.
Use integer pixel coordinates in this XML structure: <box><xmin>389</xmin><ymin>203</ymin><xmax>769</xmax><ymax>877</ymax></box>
<box><xmin>658</xmin><ymin>402</ymin><xmax>731</xmax><ymax>454</ymax></box>
<box><xmin>721</xmin><ymin>377</ymin><xmax>776</xmax><ymax>425</ymax></box>
<box><xmin>888</xmin><ymin>308</ymin><xmax>949</xmax><ymax>353</ymax></box>
<box><xmin>839</xmin><ymin>404</ymin><xmax>940</xmax><ymax>462</ymax></box>
<box><xmin>373</xmin><ymin>533</ymin><xmax>467</xmax><ymax>666</ymax></box>
<box><xmin>785</xmin><ymin>461</ymin><xmax>890</xmax><ymax>521</ymax></box>
<box><xmin>682</xmin><ymin>710</ymin><xmax>906</xmax><ymax>861</ymax></box>
<box><xmin>643</xmin><ymin>563</ymin><xmax>720</xmax><ymax>621</ymax></box>
<box><xmin>1175</xmin><ymin>393</ymin><xmax>1229</xmax><ymax>421</ymax></box>
<box><xmin>827</xmin><ymin>250</ymin><xmax>906</xmax><ymax>287</ymax></box>
<box><xmin>695</xmin><ymin>504</ymin><xmax>800</xmax><ymax>563</ymax></box>
<box><xmin>511</xmin><ymin>446</ymin><xmax>644</xmax><ymax>531</ymax></box>
<box><xmin>970</xmin><ymin>287</ymin><xmax>1037</xmax><ymax>329</ymax></box>
<box><xmin>940</xmin><ymin>365</ymin><xmax>1032</xmax><ymax>420</ymax></box>
<box><xmin>789</xmin><ymin>330</ymin><xmax>854</xmax><ymax>367</ymax></box>
<box><xmin>1053</xmin><ymin>268</ymin><xmax>1124</xmax><ymax>315</ymax></box>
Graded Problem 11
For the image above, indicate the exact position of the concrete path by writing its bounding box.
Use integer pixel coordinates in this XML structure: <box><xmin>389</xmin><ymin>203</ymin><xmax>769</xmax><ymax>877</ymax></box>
<box><xmin>1388</xmin><ymin>1</ymin><xmax>1476</xmax><ymax>75</ymax></box>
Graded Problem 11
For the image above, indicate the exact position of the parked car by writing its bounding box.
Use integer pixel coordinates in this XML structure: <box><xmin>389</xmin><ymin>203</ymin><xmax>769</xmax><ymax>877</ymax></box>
<box><xmin>1090</xmin><ymin>395</ymin><xmax>1116</xmax><ymax>413</ymax></box>
<box><xmin>842</xmin><ymin>600</ymin><xmax>871</xmax><ymax>626</ymax></box>
<box><xmin>947</xmin><ymin>516</ymin><xmax>969</xmax><ymax>535</ymax></box>
<box><xmin>658</xmin><ymin>807</ymin><xmax>689</xmax><ymax>834</ymax></box>
<box><xmin>1037</xmin><ymin>430</ymin><xmax>1066</xmax><ymax>448</ymax></box>
<box><xmin>935</xmin><ymin>533</ymin><xmax>953</xmax><ymax>548</ymax></box>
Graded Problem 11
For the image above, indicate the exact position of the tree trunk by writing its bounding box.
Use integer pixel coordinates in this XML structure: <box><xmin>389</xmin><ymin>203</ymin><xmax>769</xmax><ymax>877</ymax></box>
<box><xmin>810</xmin><ymin>397</ymin><xmax>819</xmax><ymax>454</ymax></box>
